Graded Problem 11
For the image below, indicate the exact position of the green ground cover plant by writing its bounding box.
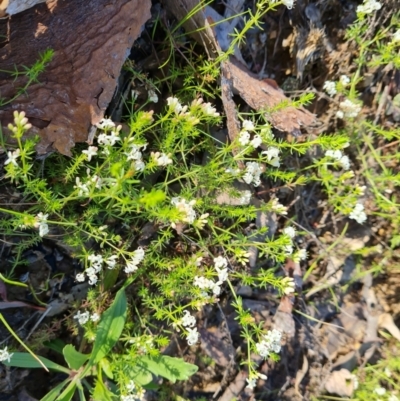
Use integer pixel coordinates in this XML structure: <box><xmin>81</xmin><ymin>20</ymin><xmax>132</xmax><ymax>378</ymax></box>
<box><xmin>0</xmin><ymin>0</ymin><xmax>399</xmax><ymax>400</ymax></box>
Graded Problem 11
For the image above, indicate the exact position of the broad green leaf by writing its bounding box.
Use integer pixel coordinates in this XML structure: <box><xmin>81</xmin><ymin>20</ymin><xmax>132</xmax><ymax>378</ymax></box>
<box><xmin>56</xmin><ymin>380</ymin><xmax>77</xmax><ymax>401</ymax></box>
<box><xmin>100</xmin><ymin>357</ymin><xmax>114</xmax><ymax>379</ymax></box>
<box><xmin>41</xmin><ymin>379</ymin><xmax>70</xmax><ymax>401</ymax></box>
<box><xmin>128</xmin><ymin>364</ymin><xmax>153</xmax><ymax>386</ymax></box>
<box><xmin>103</xmin><ymin>268</ymin><xmax>119</xmax><ymax>291</ymax></box>
<box><xmin>137</xmin><ymin>355</ymin><xmax>198</xmax><ymax>383</ymax></box>
<box><xmin>88</xmin><ymin>288</ymin><xmax>127</xmax><ymax>366</ymax></box>
<box><xmin>3</xmin><ymin>352</ymin><xmax>70</xmax><ymax>374</ymax></box>
<box><xmin>63</xmin><ymin>344</ymin><xmax>89</xmax><ymax>370</ymax></box>
<box><xmin>44</xmin><ymin>339</ymin><xmax>66</xmax><ymax>354</ymax></box>
<box><xmin>92</xmin><ymin>379</ymin><xmax>114</xmax><ymax>401</ymax></box>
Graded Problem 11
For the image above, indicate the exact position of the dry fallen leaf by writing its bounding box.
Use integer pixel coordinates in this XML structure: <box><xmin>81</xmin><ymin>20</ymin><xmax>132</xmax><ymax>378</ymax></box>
<box><xmin>0</xmin><ymin>0</ymin><xmax>151</xmax><ymax>155</ymax></box>
<box><xmin>325</xmin><ymin>368</ymin><xmax>356</xmax><ymax>397</ymax></box>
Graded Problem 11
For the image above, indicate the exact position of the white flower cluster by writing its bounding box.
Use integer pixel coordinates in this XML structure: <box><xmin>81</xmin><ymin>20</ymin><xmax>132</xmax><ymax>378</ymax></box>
<box><xmin>124</xmin><ymin>247</ymin><xmax>145</xmax><ymax>274</ymax></box>
<box><xmin>246</xmin><ymin>372</ymin><xmax>268</xmax><ymax>389</ymax></box>
<box><xmin>323</xmin><ymin>81</ymin><xmax>337</xmax><ymax>97</ymax></box>
<box><xmin>125</xmin><ymin>140</ymin><xmax>148</xmax><ymax>172</ymax></box>
<box><xmin>323</xmin><ymin>76</ymin><xmax>350</xmax><ymax>97</ymax></box>
<box><xmin>82</xmin><ymin>146</ymin><xmax>98</xmax><ymax>161</ymax></box>
<box><xmin>281</xmin><ymin>276</ymin><xmax>296</xmax><ymax>295</ymax></box>
<box><xmin>194</xmin><ymin>256</ymin><xmax>229</xmax><ymax>296</ymax></box>
<box><xmin>243</xmin><ymin>162</ymin><xmax>263</xmax><ymax>186</ymax></box>
<box><xmin>73</xmin><ymin>310</ymin><xmax>100</xmax><ymax>325</ymax></box>
<box><xmin>4</xmin><ymin>149</ymin><xmax>21</xmax><ymax>167</ymax></box>
<box><xmin>339</xmin><ymin>75</ymin><xmax>350</xmax><ymax>86</ymax></box>
<box><xmin>337</xmin><ymin>99</ymin><xmax>362</xmax><ymax>119</ymax></box>
<box><xmin>349</xmin><ymin>203</ymin><xmax>367</xmax><ymax>224</ymax></box>
<box><xmin>282</xmin><ymin>226</ymin><xmax>307</xmax><ymax>261</ymax></box>
<box><xmin>357</xmin><ymin>0</ymin><xmax>381</xmax><ymax>14</ymax></box>
<box><xmin>262</xmin><ymin>147</ymin><xmax>281</xmax><ymax>167</ymax></box>
<box><xmin>76</xmin><ymin>253</ymin><xmax>104</xmax><ymax>285</ymax></box>
<box><xmin>151</xmin><ymin>151</ymin><xmax>172</xmax><ymax>166</ymax></box>
<box><xmin>270</xmin><ymin>0</ymin><xmax>295</xmax><ymax>9</ymax></box>
<box><xmin>325</xmin><ymin>149</ymin><xmax>350</xmax><ymax>170</ymax></box>
<box><xmin>191</xmin><ymin>98</ymin><xmax>220</xmax><ymax>117</ymax></box>
<box><xmin>97</xmin><ymin>123</ymin><xmax>122</xmax><ymax>149</ymax></box>
<box><xmin>121</xmin><ymin>381</ymin><xmax>146</xmax><ymax>401</ymax></box>
<box><xmin>238</xmin><ymin>119</ymin><xmax>262</xmax><ymax>148</ymax></box>
<box><xmin>255</xmin><ymin>329</ymin><xmax>282</xmax><ymax>358</ymax></box>
<box><xmin>171</xmin><ymin>197</ymin><xmax>197</xmax><ymax>225</ymax></box>
<box><xmin>270</xmin><ymin>198</ymin><xmax>288</xmax><ymax>215</ymax></box>
<box><xmin>239</xmin><ymin>190</ymin><xmax>252</xmax><ymax>205</ymax></box>
<box><xmin>0</xmin><ymin>347</ymin><xmax>13</xmax><ymax>363</ymax></box>
<box><xmin>34</xmin><ymin>212</ymin><xmax>49</xmax><ymax>237</ymax></box>
<box><xmin>175</xmin><ymin>310</ymin><xmax>199</xmax><ymax>346</ymax></box>
<box><xmin>73</xmin><ymin>169</ymin><xmax>103</xmax><ymax>197</ymax></box>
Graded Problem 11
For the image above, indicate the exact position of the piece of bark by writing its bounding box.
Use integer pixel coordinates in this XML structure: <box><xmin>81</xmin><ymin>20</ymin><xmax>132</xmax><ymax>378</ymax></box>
<box><xmin>0</xmin><ymin>0</ymin><xmax>151</xmax><ymax>155</ymax></box>
<box><xmin>222</xmin><ymin>57</ymin><xmax>315</xmax><ymax>135</ymax></box>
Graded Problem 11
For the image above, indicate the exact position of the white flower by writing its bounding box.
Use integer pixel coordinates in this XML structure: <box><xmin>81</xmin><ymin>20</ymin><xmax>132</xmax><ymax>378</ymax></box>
<box><xmin>338</xmin><ymin>155</ymin><xmax>350</xmax><ymax>170</ymax></box>
<box><xmin>215</xmin><ymin>267</ymin><xmax>228</xmax><ymax>283</ymax></box>
<box><xmin>393</xmin><ymin>29</ymin><xmax>400</xmax><ymax>42</ymax></box>
<box><xmin>34</xmin><ymin>213</ymin><xmax>49</xmax><ymax>237</ymax></box>
<box><xmin>4</xmin><ymin>149</ymin><xmax>21</xmax><ymax>167</ymax></box>
<box><xmin>293</xmin><ymin>249</ymin><xmax>307</xmax><ymax>262</ymax></box>
<box><xmin>186</xmin><ymin>327</ymin><xmax>199</xmax><ymax>346</ymax></box>
<box><xmin>261</xmin><ymin>147</ymin><xmax>280</xmax><ymax>167</ymax></box>
<box><xmin>181</xmin><ymin>310</ymin><xmax>196</xmax><ymax>328</ymax></box>
<box><xmin>356</xmin><ymin>185</ymin><xmax>366</xmax><ymax>196</ymax></box>
<box><xmin>323</xmin><ymin>81</ymin><xmax>337</xmax><ymax>96</ymax></box>
<box><xmin>339</xmin><ymin>75</ymin><xmax>350</xmax><ymax>86</ymax></box>
<box><xmin>389</xmin><ymin>396</ymin><xmax>399</xmax><ymax>401</ymax></box>
<box><xmin>339</xmin><ymin>99</ymin><xmax>362</xmax><ymax>118</ymax></box>
<box><xmin>374</xmin><ymin>387</ymin><xmax>386</xmax><ymax>396</ymax></box>
<box><xmin>246</xmin><ymin>378</ymin><xmax>257</xmax><ymax>389</ymax></box>
<box><xmin>88</xmin><ymin>254</ymin><xmax>103</xmax><ymax>269</ymax></box>
<box><xmin>0</xmin><ymin>347</ymin><xmax>13</xmax><ymax>363</ymax></box>
<box><xmin>108</xmin><ymin>126</ymin><xmax>122</xmax><ymax>146</ymax></box>
<box><xmin>124</xmin><ymin>248</ymin><xmax>145</xmax><ymax>274</ymax></box>
<box><xmin>282</xmin><ymin>277</ymin><xmax>295</xmax><ymax>295</ymax></box>
<box><xmin>270</xmin><ymin>198</ymin><xmax>288</xmax><ymax>215</ymax></box>
<box><xmin>283</xmin><ymin>226</ymin><xmax>296</xmax><ymax>238</ymax></box>
<box><xmin>357</xmin><ymin>0</ymin><xmax>382</xmax><ymax>14</ymax></box>
<box><xmin>134</xmin><ymin>160</ymin><xmax>145</xmax><ymax>172</ymax></box>
<box><xmin>91</xmin><ymin>313</ymin><xmax>100</xmax><ymax>322</ymax></box>
<box><xmin>239</xmin><ymin>190</ymin><xmax>252</xmax><ymax>205</ymax></box>
<box><xmin>239</xmin><ymin>130</ymin><xmax>250</xmax><ymax>146</ymax></box>
<box><xmin>384</xmin><ymin>367</ymin><xmax>391</xmax><ymax>377</ymax></box>
<box><xmin>201</xmin><ymin>102</ymin><xmax>220</xmax><ymax>117</ymax></box>
<box><xmin>74</xmin><ymin>311</ymin><xmax>90</xmax><ymax>325</ymax></box>
<box><xmin>167</xmin><ymin>96</ymin><xmax>183</xmax><ymax>114</ymax></box>
<box><xmin>82</xmin><ymin>146</ymin><xmax>98</xmax><ymax>161</ymax></box>
<box><xmin>284</xmin><ymin>244</ymin><xmax>293</xmax><ymax>255</ymax></box>
<box><xmin>96</xmin><ymin>118</ymin><xmax>115</xmax><ymax>130</ymax></box>
<box><xmin>195</xmin><ymin>213</ymin><xmax>209</xmax><ymax>229</ymax></box>
<box><xmin>212</xmin><ymin>283</ymin><xmax>221</xmax><ymax>295</ymax></box>
<box><xmin>76</xmin><ymin>273</ymin><xmax>85</xmax><ymax>282</ymax></box>
<box><xmin>250</xmin><ymin>135</ymin><xmax>262</xmax><ymax>148</ymax></box>
<box><xmin>255</xmin><ymin>329</ymin><xmax>282</xmax><ymax>358</ymax></box>
<box><xmin>194</xmin><ymin>276</ymin><xmax>215</xmax><ymax>290</ymax></box>
<box><xmin>336</xmin><ymin>110</ymin><xmax>344</xmax><ymax>119</ymax></box>
<box><xmin>282</xmin><ymin>0</ymin><xmax>295</xmax><ymax>8</ymax></box>
<box><xmin>126</xmin><ymin>380</ymin><xmax>136</xmax><ymax>393</ymax></box>
<box><xmin>151</xmin><ymin>152</ymin><xmax>172</xmax><ymax>166</ymax></box>
<box><xmin>148</xmin><ymin>89</ymin><xmax>158</xmax><ymax>103</ymax></box>
<box><xmin>242</xmin><ymin>120</ymin><xmax>255</xmax><ymax>131</ymax></box>
<box><xmin>349</xmin><ymin>203</ymin><xmax>367</xmax><ymax>224</ymax></box>
<box><xmin>74</xmin><ymin>177</ymin><xmax>89</xmax><ymax>197</ymax></box>
<box><xmin>243</xmin><ymin>162</ymin><xmax>263</xmax><ymax>187</ymax></box>
<box><xmin>171</xmin><ymin>197</ymin><xmax>197</xmax><ymax>224</ymax></box>
<box><xmin>88</xmin><ymin>274</ymin><xmax>98</xmax><ymax>285</ymax></box>
<box><xmin>105</xmin><ymin>255</ymin><xmax>118</xmax><ymax>269</ymax></box>
<box><xmin>214</xmin><ymin>256</ymin><xmax>228</xmax><ymax>269</ymax></box>
<box><xmin>125</xmin><ymin>144</ymin><xmax>143</xmax><ymax>160</ymax></box>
